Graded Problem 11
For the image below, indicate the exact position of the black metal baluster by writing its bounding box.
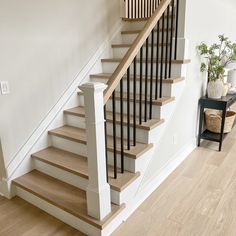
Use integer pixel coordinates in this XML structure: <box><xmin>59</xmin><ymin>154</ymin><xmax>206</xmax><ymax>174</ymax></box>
<box><xmin>160</xmin><ymin>13</ymin><xmax>165</xmax><ymax>98</ymax></box>
<box><xmin>128</xmin><ymin>0</ymin><xmax>130</xmax><ymax>18</ymax></box>
<box><xmin>169</xmin><ymin>0</ymin><xmax>175</xmax><ymax>77</ymax></box>
<box><xmin>175</xmin><ymin>0</ymin><xmax>179</xmax><ymax>59</ymax></box>
<box><xmin>165</xmin><ymin>6</ymin><xmax>170</xmax><ymax>79</ymax></box>
<box><xmin>120</xmin><ymin>79</ymin><xmax>124</xmax><ymax>173</ymax></box>
<box><xmin>150</xmin><ymin>0</ymin><xmax>152</xmax><ymax>16</ymax></box>
<box><xmin>112</xmin><ymin>92</ymin><xmax>117</xmax><ymax>179</ymax></box>
<box><xmin>144</xmin><ymin>37</ymin><xmax>149</xmax><ymax>122</ymax></box>
<box><xmin>131</xmin><ymin>0</ymin><xmax>133</xmax><ymax>18</ymax></box>
<box><xmin>127</xmin><ymin>67</ymin><xmax>131</xmax><ymax>150</ymax></box>
<box><xmin>139</xmin><ymin>47</ymin><xmax>143</xmax><ymax>125</ymax></box>
<box><xmin>133</xmin><ymin>57</ymin><xmax>137</xmax><ymax>146</ymax></box>
<box><xmin>143</xmin><ymin>0</ymin><xmax>147</xmax><ymax>17</ymax></box>
<box><xmin>155</xmin><ymin>20</ymin><xmax>160</xmax><ymax>100</ymax></box>
<box><xmin>134</xmin><ymin>0</ymin><xmax>136</xmax><ymax>18</ymax></box>
<box><xmin>104</xmin><ymin>105</ymin><xmax>108</xmax><ymax>182</ymax></box>
<box><xmin>150</xmin><ymin>30</ymin><xmax>154</xmax><ymax>119</ymax></box>
<box><xmin>138</xmin><ymin>0</ymin><xmax>140</xmax><ymax>18</ymax></box>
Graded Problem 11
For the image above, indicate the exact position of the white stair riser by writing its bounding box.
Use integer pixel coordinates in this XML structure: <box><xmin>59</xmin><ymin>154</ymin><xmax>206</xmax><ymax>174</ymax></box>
<box><xmin>33</xmin><ymin>159</ymin><xmax>125</xmax><ymax>205</ymax></box>
<box><xmin>34</xmin><ymin>159</ymin><xmax>88</xmax><ymax>190</ymax></box>
<box><xmin>122</xmin><ymin>19</ymin><xmax>172</xmax><ymax>31</ymax></box>
<box><xmin>121</xmin><ymin>31</ymin><xmax>171</xmax><ymax>44</ymax></box>
<box><xmin>102</xmin><ymin>61</ymin><xmax>184</xmax><ymax>78</ymax></box>
<box><xmin>15</xmin><ymin>187</ymin><xmax>102</xmax><ymax>236</ymax></box>
<box><xmin>113</xmin><ymin>45</ymin><xmax>170</xmax><ymax>59</ymax></box>
<box><xmin>112</xmin><ymin>176</ymin><xmax>141</xmax><ymax>206</ymax></box>
<box><xmin>90</xmin><ymin>77</ymin><xmax>173</xmax><ymax>97</ymax></box>
<box><xmin>51</xmin><ymin>135</ymin><xmax>88</xmax><ymax>157</ymax></box>
<box><xmin>79</xmin><ymin>95</ymin><xmax>162</xmax><ymax>119</ymax></box>
<box><xmin>50</xmin><ymin>135</ymin><xmax>141</xmax><ymax>172</ymax></box>
<box><xmin>108</xmin><ymin>147</ymin><xmax>154</xmax><ymax>173</ymax></box>
<box><xmin>122</xmin><ymin>21</ymin><xmax>147</xmax><ymax>30</ymax></box>
<box><xmin>65</xmin><ymin>115</ymin><xmax>150</xmax><ymax>144</ymax></box>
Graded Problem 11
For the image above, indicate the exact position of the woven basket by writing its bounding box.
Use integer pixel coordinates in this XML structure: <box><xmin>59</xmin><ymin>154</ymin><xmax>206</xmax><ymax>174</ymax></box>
<box><xmin>205</xmin><ymin>109</ymin><xmax>236</xmax><ymax>133</ymax></box>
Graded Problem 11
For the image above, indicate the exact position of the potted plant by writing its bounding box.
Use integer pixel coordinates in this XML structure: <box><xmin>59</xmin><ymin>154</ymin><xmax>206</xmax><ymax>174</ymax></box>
<box><xmin>197</xmin><ymin>35</ymin><xmax>236</xmax><ymax>99</ymax></box>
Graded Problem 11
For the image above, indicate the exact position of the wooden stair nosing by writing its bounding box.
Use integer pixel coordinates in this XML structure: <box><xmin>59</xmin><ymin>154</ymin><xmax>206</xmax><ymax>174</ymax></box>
<box><xmin>101</xmin><ymin>58</ymin><xmax>191</xmax><ymax>64</ymax></box>
<box><xmin>90</xmin><ymin>73</ymin><xmax>185</xmax><ymax>84</ymax></box>
<box><xmin>13</xmin><ymin>170</ymin><xmax>125</xmax><ymax>230</ymax></box>
<box><xmin>122</xmin><ymin>13</ymin><xmax>175</xmax><ymax>22</ymax></box>
<box><xmin>78</xmin><ymin>91</ymin><xmax>175</xmax><ymax>106</ymax></box>
<box><xmin>121</xmin><ymin>28</ymin><xmax>173</xmax><ymax>34</ymax></box>
<box><xmin>32</xmin><ymin>147</ymin><xmax>141</xmax><ymax>192</ymax></box>
<box><xmin>64</xmin><ymin>107</ymin><xmax>165</xmax><ymax>131</ymax></box>
<box><xmin>112</xmin><ymin>94</ymin><xmax>175</xmax><ymax>106</ymax></box>
<box><xmin>111</xmin><ymin>43</ymin><xmax>170</xmax><ymax>48</ymax></box>
<box><xmin>48</xmin><ymin>126</ymin><xmax>153</xmax><ymax>159</ymax></box>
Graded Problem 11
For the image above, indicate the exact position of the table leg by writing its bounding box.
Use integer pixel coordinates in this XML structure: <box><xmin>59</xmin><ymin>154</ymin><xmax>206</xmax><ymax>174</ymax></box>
<box><xmin>198</xmin><ymin>105</ymin><xmax>204</xmax><ymax>147</ymax></box>
<box><xmin>219</xmin><ymin>108</ymin><xmax>227</xmax><ymax>152</ymax></box>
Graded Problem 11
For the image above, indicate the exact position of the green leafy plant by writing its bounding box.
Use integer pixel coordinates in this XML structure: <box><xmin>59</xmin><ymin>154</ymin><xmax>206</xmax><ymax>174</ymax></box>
<box><xmin>197</xmin><ymin>35</ymin><xmax>236</xmax><ymax>82</ymax></box>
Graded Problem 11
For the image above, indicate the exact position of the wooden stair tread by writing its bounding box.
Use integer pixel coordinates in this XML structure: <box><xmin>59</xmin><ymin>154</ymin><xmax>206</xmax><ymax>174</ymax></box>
<box><xmin>122</xmin><ymin>14</ymin><xmax>174</xmax><ymax>22</ymax></box>
<box><xmin>112</xmin><ymin>43</ymin><xmax>170</xmax><ymax>48</ymax></box>
<box><xmin>78</xmin><ymin>91</ymin><xmax>175</xmax><ymax>106</ymax></box>
<box><xmin>113</xmin><ymin>93</ymin><xmax>175</xmax><ymax>106</ymax></box>
<box><xmin>121</xmin><ymin>29</ymin><xmax>172</xmax><ymax>34</ymax></box>
<box><xmin>122</xmin><ymin>17</ymin><xmax>150</xmax><ymax>22</ymax></box>
<box><xmin>64</xmin><ymin>106</ymin><xmax>164</xmax><ymax>131</ymax></box>
<box><xmin>101</xmin><ymin>58</ymin><xmax>191</xmax><ymax>64</ymax></box>
<box><xmin>90</xmin><ymin>73</ymin><xmax>184</xmax><ymax>84</ymax></box>
<box><xmin>32</xmin><ymin>147</ymin><xmax>140</xmax><ymax>192</ymax></box>
<box><xmin>32</xmin><ymin>147</ymin><xmax>88</xmax><ymax>179</ymax></box>
<box><xmin>13</xmin><ymin>170</ymin><xmax>125</xmax><ymax>229</ymax></box>
<box><xmin>49</xmin><ymin>126</ymin><xmax>153</xmax><ymax>159</ymax></box>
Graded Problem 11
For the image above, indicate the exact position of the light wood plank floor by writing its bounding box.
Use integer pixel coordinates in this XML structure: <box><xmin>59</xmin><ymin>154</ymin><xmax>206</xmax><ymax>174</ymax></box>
<box><xmin>1</xmin><ymin>114</ymin><xmax>236</xmax><ymax>235</ymax></box>
<box><xmin>112</xmin><ymin>118</ymin><xmax>236</xmax><ymax>235</ymax></box>
<box><xmin>0</xmin><ymin>196</ymin><xmax>86</xmax><ymax>236</ymax></box>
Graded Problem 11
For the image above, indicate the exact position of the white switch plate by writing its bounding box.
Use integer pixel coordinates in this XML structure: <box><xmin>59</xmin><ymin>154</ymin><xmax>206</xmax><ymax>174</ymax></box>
<box><xmin>0</xmin><ymin>81</ymin><xmax>10</xmax><ymax>95</ymax></box>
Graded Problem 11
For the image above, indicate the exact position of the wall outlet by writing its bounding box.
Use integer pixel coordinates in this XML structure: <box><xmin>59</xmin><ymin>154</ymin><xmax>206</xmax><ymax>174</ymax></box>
<box><xmin>0</xmin><ymin>81</ymin><xmax>10</xmax><ymax>95</ymax></box>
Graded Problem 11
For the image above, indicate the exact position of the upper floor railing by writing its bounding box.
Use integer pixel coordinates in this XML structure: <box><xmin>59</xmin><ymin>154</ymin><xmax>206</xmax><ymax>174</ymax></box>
<box><xmin>123</xmin><ymin>0</ymin><xmax>160</xmax><ymax>18</ymax></box>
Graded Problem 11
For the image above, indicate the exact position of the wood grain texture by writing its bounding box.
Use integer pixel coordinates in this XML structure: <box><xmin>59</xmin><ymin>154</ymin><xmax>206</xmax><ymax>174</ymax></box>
<box><xmin>49</xmin><ymin>125</ymin><xmax>153</xmax><ymax>159</ymax></box>
<box><xmin>13</xmin><ymin>170</ymin><xmax>125</xmax><ymax>230</ymax></box>
<box><xmin>90</xmin><ymin>73</ymin><xmax>184</xmax><ymax>84</ymax></box>
<box><xmin>64</xmin><ymin>106</ymin><xmax>165</xmax><ymax>131</ymax></box>
<box><xmin>32</xmin><ymin>147</ymin><xmax>140</xmax><ymax>192</ymax></box>
<box><xmin>101</xmin><ymin>58</ymin><xmax>191</xmax><ymax>65</ymax></box>
<box><xmin>0</xmin><ymin>196</ymin><xmax>86</xmax><ymax>236</ymax></box>
<box><xmin>78</xmin><ymin>91</ymin><xmax>175</xmax><ymax>106</ymax></box>
<box><xmin>112</xmin><ymin>109</ymin><xmax>236</xmax><ymax>236</ymax></box>
<box><xmin>121</xmin><ymin>29</ymin><xmax>172</xmax><ymax>34</ymax></box>
<box><xmin>111</xmin><ymin>43</ymin><xmax>170</xmax><ymax>48</ymax></box>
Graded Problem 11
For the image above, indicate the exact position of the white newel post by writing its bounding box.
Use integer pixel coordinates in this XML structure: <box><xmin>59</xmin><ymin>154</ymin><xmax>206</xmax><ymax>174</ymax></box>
<box><xmin>79</xmin><ymin>82</ymin><xmax>111</xmax><ymax>220</ymax></box>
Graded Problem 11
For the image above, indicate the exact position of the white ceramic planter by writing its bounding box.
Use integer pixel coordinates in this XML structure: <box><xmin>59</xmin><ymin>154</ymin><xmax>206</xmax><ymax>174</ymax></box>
<box><xmin>207</xmin><ymin>79</ymin><xmax>223</xmax><ymax>99</ymax></box>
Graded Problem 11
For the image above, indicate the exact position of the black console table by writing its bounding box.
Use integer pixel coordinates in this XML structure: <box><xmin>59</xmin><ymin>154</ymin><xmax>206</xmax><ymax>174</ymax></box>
<box><xmin>198</xmin><ymin>94</ymin><xmax>236</xmax><ymax>151</ymax></box>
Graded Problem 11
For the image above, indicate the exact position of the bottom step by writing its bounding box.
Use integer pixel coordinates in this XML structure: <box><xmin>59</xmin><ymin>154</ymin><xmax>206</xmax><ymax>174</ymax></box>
<box><xmin>13</xmin><ymin>170</ymin><xmax>125</xmax><ymax>235</ymax></box>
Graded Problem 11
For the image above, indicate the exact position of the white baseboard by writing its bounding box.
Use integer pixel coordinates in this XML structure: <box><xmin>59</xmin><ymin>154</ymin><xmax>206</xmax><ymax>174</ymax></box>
<box><xmin>5</xmin><ymin>20</ymin><xmax>122</xmax><ymax>184</ymax></box>
<box><xmin>0</xmin><ymin>178</ymin><xmax>12</xmax><ymax>198</ymax></box>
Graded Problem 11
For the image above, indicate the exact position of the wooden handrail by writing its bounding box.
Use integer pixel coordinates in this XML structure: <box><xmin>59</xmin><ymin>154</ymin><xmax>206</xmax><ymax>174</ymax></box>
<box><xmin>104</xmin><ymin>0</ymin><xmax>172</xmax><ymax>104</ymax></box>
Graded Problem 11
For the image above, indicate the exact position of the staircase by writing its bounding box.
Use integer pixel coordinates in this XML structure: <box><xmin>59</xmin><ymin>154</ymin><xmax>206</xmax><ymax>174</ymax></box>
<box><xmin>12</xmin><ymin>0</ymin><xmax>190</xmax><ymax>235</ymax></box>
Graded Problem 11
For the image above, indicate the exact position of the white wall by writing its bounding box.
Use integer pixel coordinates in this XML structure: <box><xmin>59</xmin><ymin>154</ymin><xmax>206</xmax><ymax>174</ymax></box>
<box><xmin>0</xmin><ymin>0</ymin><xmax>120</xmax><ymax>168</ymax></box>
<box><xmin>141</xmin><ymin>0</ymin><xmax>236</xmax><ymax>185</ymax></box>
